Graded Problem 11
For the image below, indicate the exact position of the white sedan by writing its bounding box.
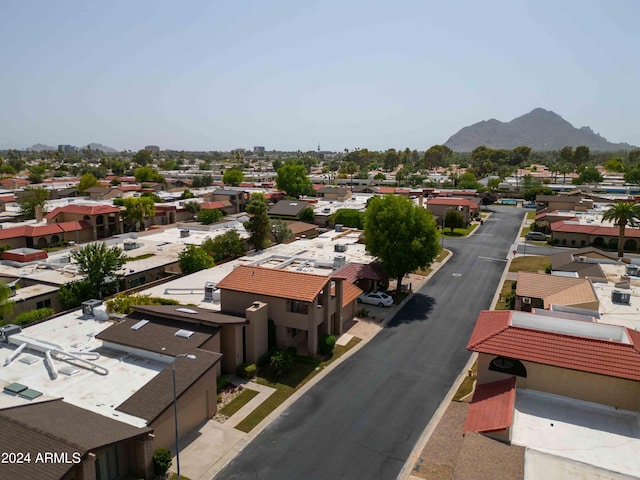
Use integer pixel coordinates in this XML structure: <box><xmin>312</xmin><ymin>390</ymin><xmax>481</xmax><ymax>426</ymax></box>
<box><xmin>357</xmin><ymin>291</ymin><xmax>394</xmax><ymax>307</ymax></box>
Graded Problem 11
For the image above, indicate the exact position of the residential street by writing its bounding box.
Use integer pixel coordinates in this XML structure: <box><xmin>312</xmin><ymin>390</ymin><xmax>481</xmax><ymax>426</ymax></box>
<box><xmin>214</xmin><ymin>206</ymin><xmax>526</xmax><ymax>480</ymax></box>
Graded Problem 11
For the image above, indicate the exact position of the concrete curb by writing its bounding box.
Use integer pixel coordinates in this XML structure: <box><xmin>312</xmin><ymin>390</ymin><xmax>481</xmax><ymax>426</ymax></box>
<box><xmin>397</xmin><ymin>212</ymin><xmax>521</xmax><ymax>480</ymax></box>
<box><xmin>202</xmin><ymin>254</ymin><xmax>454</xmax><ymax>479</ymax></box>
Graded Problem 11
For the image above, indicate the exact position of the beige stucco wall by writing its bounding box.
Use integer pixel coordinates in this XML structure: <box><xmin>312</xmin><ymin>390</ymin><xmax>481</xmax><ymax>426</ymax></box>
<box><xmin>151</xmin><ymin>365</ymin><xmax>217</xmax><ymax>450</ymax></box>
<box><xmin>245</xmin><ymin>302</ymin><xmax>269</xmax><ymax>365</ymax></box>
<box><xmin>219</xmin><ymin>325</ymin><xmax>243</xmax><ymax>373</ymax></box>
<box><xmin>477</xmin><ymin>354</ymin><xmax>640</xmax><ymax>411</ymax></box>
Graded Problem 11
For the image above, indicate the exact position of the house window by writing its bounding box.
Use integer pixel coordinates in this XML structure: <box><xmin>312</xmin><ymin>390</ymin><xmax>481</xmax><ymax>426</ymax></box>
<box><xmin>36</xmin><ymin>299</ymin><xmax>52</xmax><ymax>310</ymax></box>
<box><xmin>287</xmin><ymin>300</ymin><xmax>308</xmax><ymax>315</ymax></box>
<box><xmin>489</xmin><ymin>356</ymin><xmax>527</xmax><ymax>377</ymax></box>
<box><xmin>95</xmin><ymin>445</ymin><xmax>119</xmax><ymax>480</ymax></box>
<box><xmin>130</xmin><ymin>276</ymin><xmax>146</xmax><ymax>288</ymax></box>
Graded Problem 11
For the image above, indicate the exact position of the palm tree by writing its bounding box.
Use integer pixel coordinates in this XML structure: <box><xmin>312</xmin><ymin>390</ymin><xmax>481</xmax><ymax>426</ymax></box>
<box><xmin>602</xmin><ymin>201</ymin><xmax>640</xmax><ymax>257</ymax></box>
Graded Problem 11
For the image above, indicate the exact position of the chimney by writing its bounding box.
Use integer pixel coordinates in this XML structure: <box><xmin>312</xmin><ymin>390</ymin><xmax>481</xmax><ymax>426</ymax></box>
<box><xmin>35</xmin><ymin>205</ymin><xmax>44</xmax><ymax>223</ymax></box>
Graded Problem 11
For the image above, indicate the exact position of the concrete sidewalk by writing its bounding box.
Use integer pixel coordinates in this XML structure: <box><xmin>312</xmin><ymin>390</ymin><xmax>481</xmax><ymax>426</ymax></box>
<box><xmin>171</xmin><ymin>256</ymin><xmax>450</xmax><ymax>480</ymax></box>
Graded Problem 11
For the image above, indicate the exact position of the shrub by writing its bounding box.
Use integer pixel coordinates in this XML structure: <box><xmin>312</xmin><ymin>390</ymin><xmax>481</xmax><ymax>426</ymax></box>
<box><xmin>318</xmin><ymin>334</ymin><xmax>337</xmax><ymax>355</ymax></box>
<box><xmin>270</xmin><ymin>349</ymin><xmax>295</xmax><ymax>375</ymax></box>
<box><xmin>258</xmin><ymin>350</ymin><xmax>272</xmax><ymax>367</ymax></box>
<box><xmin>217</xmin><ymin>374</ymin><xmax>231</xmax><ymax>393</ymax></box>
<box><xmin>544</xmin><ymin>264</ymin><xmax>552</xmax><ymax>274</ymax></box>
<box><xmin>15</xmin><ymin>308</ymin><xmax>54</xmax><ymax>326</ymax></box>
<box><xmin>356</xmin><ymin>308</ymin><xmax>369</xmax><ymax>318</ymax></box>
<box><xmin>105</xmin><ymin>294</ymin><xmax>179</xmax><ymax>314</ymax></box>
<box><xmin>236</xmin><ymin>363</ymin><xmax>257</xmax><ymax>379</ymax></box>
<box><xmin>152</xmin><ymin>448</ymin><xmax>172</xmax><ymax>476</ymax></box>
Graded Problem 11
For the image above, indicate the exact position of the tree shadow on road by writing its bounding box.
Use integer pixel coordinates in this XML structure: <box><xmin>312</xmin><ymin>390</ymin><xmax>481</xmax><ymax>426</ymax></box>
<box><xmin>385</xmin><ymin>293</ymin><xmax>435</xmax><ymax>328</ymax></box>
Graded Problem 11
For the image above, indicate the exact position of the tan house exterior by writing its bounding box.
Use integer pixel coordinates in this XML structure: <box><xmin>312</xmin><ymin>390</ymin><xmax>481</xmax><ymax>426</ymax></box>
<box><xmin>515</xmin><ymin>271</ymin><xmax>599</xmax><ymax>312</ymax></box>
<box><xmin>45</xmin><ymin>204</ymin><xmax>123</xmax><ymax>240</ymax></box>
<box><xmin>466</xmin><ymin>310</ymin><xmax>640</xmax><ymax>426</ymax></box>
<box><xmin>216</xmin><ymin>265</ymin><xmax>362</xmax><ymax>356</ymax></box>
<box><xmin>536</xmin><ymin>194</ymin><xmax>594</xmax><ymax>212</ymax></box>
<box><xmin>425</xmin><ymin>197</ymin><xmax>479</xmax><ymax>226</ymax></box>
<box><xmin>0</xmin><ymin>399</ymin><xmax>154</xmax><ymax>480</ymax></box>
<box><xmin>317</xmin><ymin>187</ymin><xmax>352</xmax><ymax>201</ymax></box>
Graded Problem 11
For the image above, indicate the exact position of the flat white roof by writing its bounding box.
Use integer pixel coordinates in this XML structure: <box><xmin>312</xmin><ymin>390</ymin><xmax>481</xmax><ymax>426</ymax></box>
<box><xmin>0</xmin><ymin>310</ymin><xmax>169</xmax><ymax>427</ymax></box>
<box><xmin>140</xmin><ymin>229</ymin><xmax>375</xmax><ymax>309</ymax></box>
<box><xmin>512</xmin><ymin>389</ymin><xmax>640</xmax><ymax>478</ymax></box>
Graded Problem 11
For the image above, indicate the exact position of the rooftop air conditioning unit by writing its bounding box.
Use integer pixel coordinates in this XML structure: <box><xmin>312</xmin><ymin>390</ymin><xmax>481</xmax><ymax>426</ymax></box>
<box><xmin>81</xmin><ymin>299</ymin><xmax>103</xmax><ymax>317</ymax></box>
<box><xmin>626</xmin><ymin>265</ymin><xmax>639</xmax><ymax>276</ymax></box>
<box><xmin>578</xmin><ymin>256</ymin><xmax>587</xmax><ymax>262</ymax></box>
<box><xmin>0</xmin><ymin>324</ymin><xmax>22</xmax><ymax>343</ymax></box>
<box><xmin>180</xmin><ymin>229</ymin><xmax>190</xmax><ymax>238</ymax></box>
<box><xmin>334</xmin><ymin>244</ymin><xmax>347</xmax><ymax>253</ymax></box>
<box><xmin>611</xmin><ymin>290</ymin><xmax>631</xmax><ymax>305</ymax></box>
<box><xmin>333</xmin><ymin>255</ymin><xmax>346</xmax><ymax>269</ymax></box>
<box><xmin>335</xmin><ymin>224</ymin><xmax>343</xmax><ymax>232</ymax></box>
<box><xmin>204</xmin><ymin>281</ymin><xmax>217</xmax><ymax>302</ymax></box>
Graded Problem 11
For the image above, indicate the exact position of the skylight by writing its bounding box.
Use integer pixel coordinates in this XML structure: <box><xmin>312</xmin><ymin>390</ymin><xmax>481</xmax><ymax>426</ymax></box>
<box><xmin>175</xmin><ymin>308</ymin><xmax>198</xmax><ymax>314</ymax></box>
<box><xmin>175</xmin><ymin>329</ymin><xmax>194</xmax><ymax>339</ymax></box>
<box><xmin>512</xmin><ymin>311</ymin><xmax>628</xmax><ymax>343</ymax></box>
<box><xmin>131</xmin><ymin>319</ymin><xmax>149</xmax><ymax>331</ymax></box>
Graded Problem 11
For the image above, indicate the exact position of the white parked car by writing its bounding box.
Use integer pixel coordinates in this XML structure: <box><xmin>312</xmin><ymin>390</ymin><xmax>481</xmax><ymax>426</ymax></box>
<box><xmin>357</xmin><ymin>291</ymin><xmax>394</xmax><ymax>307</ymax></box>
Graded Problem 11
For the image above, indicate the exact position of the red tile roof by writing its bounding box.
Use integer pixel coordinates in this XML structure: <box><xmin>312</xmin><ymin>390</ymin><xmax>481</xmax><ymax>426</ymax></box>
<box><xmin>341</xmin><ymin>282</ymin><xmax>363</xmax><ymax>307</ymax></box>
<box><xmin>468</xmin><ymin>310</ymin><xmax>640</xmax><ymax>381</ymax></box>
<box><xmin>552</xmin><ymin>220</ymin><xmax>640</xmax><ymax>238</ymax></box>
<box><xmin>377</xmin><ymin>187</ymin><xmax>395</xmax><ymax>194</ymax></box>
<box><xmin>463</xmin><ymin>377</ymin><xmax>516</xmax><ymax>433</ymax></box>
<box><xmin>217</xmin><ymin>265</ymin><xmax>330</xmax><ymax>302</ymax></box>
<box><xmin>200</xmin><ymin>201</ymin><xmax>226</xmax><ymax>210</ymax></box>
<box><xmin>0</xmin><ymin>221</ymin><xmax>91</xmax><ymax>240</ymax></box>
<box><xmin>45</xmin><ymin>204</ymin><xmax>121</xmax><ymax>219</ymax></box>
<box><xmin>0</xmin><ymin>194</ymin><xmax>16</xmax><ymax>202</ymax></box>
<box><xmin>333</xmin><ymin>262</ymin><xmax>384</xmax><ymax>283</ymax></box>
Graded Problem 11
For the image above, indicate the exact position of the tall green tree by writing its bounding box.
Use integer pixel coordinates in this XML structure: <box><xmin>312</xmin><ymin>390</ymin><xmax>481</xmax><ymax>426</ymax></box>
<box><xmin>122</xmin><ymin>197</ymin><xmax>155</xmax><ymax>231</ymax></box>
<box><xmin>275</xmin><ymin>163</ymin><xmax>313</xmax><ymax>198</ymax></box>
<box><xmin>271</xmin><ymin>219</ymin><xmax>294</xmax><ymax>244</ymax></box>
<box><xmin>132</xmin><ymin>149</ymin><xmax>153</xmax><ymax>166</ymax></box>
<box><xmin>364</xmin><ymin>195</ymin><xmax>440</xmax><ymax>293</ymax></box>
<box><xmin>423</xmin><ymin>145</ymin><xmax>452</xmax><ymax>169</ymax></box>
<box><xmin>602</xmin><ymin>202</ymin><xmax>640</xmax><ymax>257</ymax></box>
<box><xmin>0</xmin><ymin>283</ymin><xmax>15</xmax><ymax>321</ymax></box>
<box><xmin>178</xmin><ymin>245</ymin><xmax>214</xmax><ymax>274</ymax></box>
<box><xmin>72</xmin><ymin>243</ymin><xmax>127</xmax><ymax>299</ymax></box>
<box><xmin>19</xmin><ymin>186</ymin><xmax>48</xmax><ymax>219</ymax></box>
<box><xmin>444</xmin><ymin>209</ymin><xmax>465</xmax><ymax>232</ymax></box>
<box><xmin>223</xmin><ymin>168</ymin><xmax>244</xmax><ymax>186</ymax></box>
<box><xmin>78</xmin><ymin>173</ymin><xmax>98</xmax><ymax>193</ymax></box>
<box><xmin>574</xmin><ymin>145</ymin><xmax>590</xmax><ymax>166</ymax></box>
<box><xmin>197</xmin><ymin>209</ymin><xmax>223</xmax><ymax>225</ymax></box>
<box><xmin>201</xmin><ymin>230</ymin><xmax>245</xmax><ymax>261</ymax></box>
<box><xmin>244</xmin><ymin>193</ymin><xmax>270</xmax><ymax>251</ymax></box>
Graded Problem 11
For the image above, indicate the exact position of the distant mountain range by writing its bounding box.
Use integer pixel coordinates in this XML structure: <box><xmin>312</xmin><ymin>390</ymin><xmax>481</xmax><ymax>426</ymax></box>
<box><xmin>443</xmin><ymin>108</ymin><xmax>637</xmax><ymax>152</ymax></box>
<box><xmin>26</xmin><ymin>142</ymin><xmax>117</xmax><ymax>153</ymax></box>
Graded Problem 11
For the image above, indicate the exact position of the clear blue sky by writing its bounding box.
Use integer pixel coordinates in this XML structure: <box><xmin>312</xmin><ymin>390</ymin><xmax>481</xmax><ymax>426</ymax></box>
<box><xmin>1</xmin><ymin>0</ymin><xmax>638</xmax><ymax>152</ymax></box>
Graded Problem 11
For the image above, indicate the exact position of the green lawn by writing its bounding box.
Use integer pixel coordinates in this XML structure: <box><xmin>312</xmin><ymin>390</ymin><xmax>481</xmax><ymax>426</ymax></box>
<box><xmin>219</xmin><ymin>388</ymin><xmax>260</xmax><ymax>417</ymax></box>
<box><xmin>496</xmin><ymin>280</ymin><xmax>516</xmax><ymax>311</ymax></box>
<box><xmin>509</xmin><ymin>256</ymin><xmax>550</xmax><ymax>273</ymax></box>
<box><xmin>234</xmin><ymin>338</ymin><xmax>362</xmax><ymax>433</ymax></box>
<box><xmin>442</xmin><ymin>224</ymin><xmax>478</xmax><ymax>237</ymax></box>
<box><xmin>526</xmin><ymin>211</ymin><xmax>536</xmax><ymax>220</ymax></box>
<box><xmin>453</xmin><ymin>359</ymin><xmax>477</xmax><ymax>401</ymax></box>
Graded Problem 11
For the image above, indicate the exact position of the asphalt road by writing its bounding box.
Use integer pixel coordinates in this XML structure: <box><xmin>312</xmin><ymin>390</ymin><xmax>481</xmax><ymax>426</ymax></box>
<box><xmin>214</xmin><ymin>206</ymin><xmax>526</xmax><ymax>480</ymax></box>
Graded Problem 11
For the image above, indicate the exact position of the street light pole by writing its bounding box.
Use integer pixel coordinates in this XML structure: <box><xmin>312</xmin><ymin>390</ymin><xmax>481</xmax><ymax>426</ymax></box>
<box><xmin>173</xmin><ymin>353</ymin><xmax>196</xmax><ymax>480</ymax></box>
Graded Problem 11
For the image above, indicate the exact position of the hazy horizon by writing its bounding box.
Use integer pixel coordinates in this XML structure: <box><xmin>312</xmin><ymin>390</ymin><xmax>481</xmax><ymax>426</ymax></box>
<box><xmin>2</xmin><ymin>0</ymin><xmax>638</xmax><ymax>152</ymax></box>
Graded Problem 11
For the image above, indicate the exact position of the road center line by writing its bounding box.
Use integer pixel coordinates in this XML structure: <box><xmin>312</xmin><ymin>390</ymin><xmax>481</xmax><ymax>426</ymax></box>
<box><xmin>478</xmin><ymin>256</ymin><xmax>508</xmax><ymax>262</ymax></box>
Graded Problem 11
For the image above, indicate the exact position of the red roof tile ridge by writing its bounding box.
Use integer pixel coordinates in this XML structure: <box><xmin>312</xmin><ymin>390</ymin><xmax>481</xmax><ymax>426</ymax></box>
<box><xmin>466</xmin><ymin>310</ymin><xmax>512</xmax><ymax>349</ymax></box>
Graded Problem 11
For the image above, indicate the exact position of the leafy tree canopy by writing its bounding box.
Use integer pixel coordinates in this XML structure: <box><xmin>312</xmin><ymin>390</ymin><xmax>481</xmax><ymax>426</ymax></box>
<box><xmin>72</xmin><ymin>242</ymin><xmax>127</xmax><ymax>299</ymax></box>
<box><xmin>201</xmin><ymin>230</ymin><xmax>246</xmax><ymax>262</ymax></box>
<box><xmin>178</xmin><ymin>244</ymin><xmax>214</xmax><ymax>274</ymax></box>
<box><xmin>78</xmin><ymin>173</ymin><xmax>98</xmax><ymax>192</ymax></box>
<box><xmin>332</xmin><ymin>209</ymin><xmax>364</xmax><ymax>229</ymax></box>
<box><xmin>18</xmin><ymin>186</ymin><xmax>48</xmax><ymax>219</ymax></box>
<box><xmin>271</xmin><ymin>219</ymin><xmax>294</xmax><ymax>244</ymax></box>
<box><xmin>275</xmin><ymin>163</ymin><xmax>313</xmax><ymax>198</ymax></box>
<box><xmin>444</xmin><ymin>209</ymin><xmax>465</xmax><ymax>232</ymax></box>
<box><xmin>197</xmin><ymin>208</ymin><xmax>223</xmax><ymax>225</ymax></box>
<box><xmin>364</xmin><ymin>195</ymin><xmax>440</xmax><ymax>293</ymax></box>
<box><xmin>223</xmin><ymin>168</ymin><xmax>244</xmax><ymax>186</ymax></box>
<box><xmin>122</xmin><ymin>197</ymin><xmax>155</xmax><ymax>231</ymax></box>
